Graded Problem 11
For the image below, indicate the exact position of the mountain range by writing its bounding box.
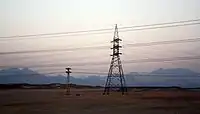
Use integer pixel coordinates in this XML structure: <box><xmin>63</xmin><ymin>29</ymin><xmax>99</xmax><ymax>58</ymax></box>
<box><xmin>0</xmin><ymin>68</ymin><xmax>200</xmax><ymax>88</ymax></box>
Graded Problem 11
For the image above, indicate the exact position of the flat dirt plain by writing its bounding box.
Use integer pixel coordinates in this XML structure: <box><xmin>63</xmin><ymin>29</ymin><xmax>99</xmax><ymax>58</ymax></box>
<box><xmin>0</xmin><ymin>89</ymin><xmax>200</xmax><ymax>114</ymax></box>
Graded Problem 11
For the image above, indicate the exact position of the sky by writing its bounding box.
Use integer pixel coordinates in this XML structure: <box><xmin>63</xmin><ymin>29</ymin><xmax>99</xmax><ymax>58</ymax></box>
<box><xmin>0</xmin><ymin>0</ymin><xmax>200</xmax><ymax>76</ymax></box>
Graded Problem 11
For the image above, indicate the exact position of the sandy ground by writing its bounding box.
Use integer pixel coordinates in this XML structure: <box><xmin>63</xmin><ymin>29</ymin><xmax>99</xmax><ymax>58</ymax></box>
<box><xmin>0</xmin><ymin>89</ymin><xmax>200</xmax><ymax>114</ymax></box>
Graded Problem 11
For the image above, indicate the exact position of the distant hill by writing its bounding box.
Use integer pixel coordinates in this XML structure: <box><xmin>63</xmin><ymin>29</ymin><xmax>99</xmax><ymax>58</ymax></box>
<box><xmin>150</xmin><ymin>68</ymin><xmax>199</xmax><ymax>75</ymax></box>
<box><xmin>0</xmin><ymin>68</ymin><xmax>200</xmax><ymax>88</ymax></box>
<box><xmin>126</xmin><ymin>68</ymin><xmax>200</xmax><ymax>88</ymax></box>
<box><xmin>0</xmin><ymin>68</ymin><xmax>105</xmax><ymax>86</ymax></box>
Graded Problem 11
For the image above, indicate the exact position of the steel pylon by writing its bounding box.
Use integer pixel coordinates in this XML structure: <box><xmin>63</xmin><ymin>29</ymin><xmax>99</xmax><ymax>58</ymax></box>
<box><xmin>103</xmin><ymin>24</ymin><xmax>127</xmax><ymax>95</ymax></box>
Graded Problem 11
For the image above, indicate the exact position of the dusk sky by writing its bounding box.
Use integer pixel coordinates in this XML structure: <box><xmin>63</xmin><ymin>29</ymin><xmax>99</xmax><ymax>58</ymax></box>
<box><xmin>0</xmin><ymin>0</ymin><xmax>200</xmax><ymax>76</ymax></box>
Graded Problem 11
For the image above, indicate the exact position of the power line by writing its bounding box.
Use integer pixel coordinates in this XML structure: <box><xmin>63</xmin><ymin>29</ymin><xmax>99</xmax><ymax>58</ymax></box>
<box><xmin>67</xmin><ymin>72</ymin><xmax>200</xmax><ymax>77</ymax></box>
<box><xmin>0</xmin><ymin>70</ymin><xmax>107</xmax><ymax>76</ymax></box>
<box><xmin>1</xmin><ymin>37</ymin><xmax>200</xmax><ymax>55</ymax></box>
<box><xmin>72</xmin><ymin>72</ymin><xmax>200</xmax><ymax>77</ymax></box>
<box><xmin>72</xmin><ymin>71</ymin><xmax>107</xmax><ymax>75</ymax></box>
<box><xmin>0</xmin><ymin>68</ymin><xmax>108</xmax><ymax>76</ymax></box>
<box><xmin>21</xmin><ymin>68</ymin><xmax>200</xmax><ymax>77</ymax></box>
<box><xmin>0</xmin><ymin>19</ymin><xmax>200</xmax><ymax>40</ymax></box>
<box><xmin>1</xmin><ymin>70</ymin><xmax>200</xmax><ymax>78</ymax></box>
<box><xmin>0</xmin><ymin>71</ymin><xmax>63</xmax><ymax>76</ymax></box>
<box><xmin>42</xmin><ymin>70</ymin><xmax>108</xmax><ymax>75</ymax></box>
<box><xmin>123</xmin><ymin>56</ymin><xmax>200</xmax><ymax>63</ymax></box>
<box><xmin>126</xmin><ymin>37</ymin><xmax>200</xmax><ymax>47</ymax></box>
<box><xmin>0</xmin><ymin>28</ymin><xmax>113</xmax><ymax>39</ymax></box>
<box><xmin>120</xmin><ymin>22</ymin><xmax>200</xmax><ymax>33</ymax></box>
<box><xmin>0</xmin><ymin>45</ymin><xmax>109</xmax><ymax>55</ymax></box>
<box><xmin>0</xmin><ymin>22</ymin><xmax>199</xmax><ymax>41</ymax></box>
<box><xmin>1</xmin><ymin>55</ymin><xmax>200</xmax><ymax>68</ymax></box>
<box><xmin>132</xmin><ymin>73</ymin><xmax>200</xmax><ymax>77</ymax></box>
<box><xmin>119</xmin><ymin>18</ymin><xmax>200</xmax><ymax>29</ymax></box>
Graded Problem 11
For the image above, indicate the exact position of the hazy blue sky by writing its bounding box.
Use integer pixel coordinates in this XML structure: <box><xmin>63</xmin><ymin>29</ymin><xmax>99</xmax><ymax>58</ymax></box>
<box><xmin>0</xmin><ymin>0</ymin><xmax>200</xmax><ymax>75</ymax></box>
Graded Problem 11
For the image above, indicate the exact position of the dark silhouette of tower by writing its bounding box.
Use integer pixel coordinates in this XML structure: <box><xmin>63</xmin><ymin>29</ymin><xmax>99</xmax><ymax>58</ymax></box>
<box><xmin>65</xmin><ymin>67</ymin><xmax>71</xmax><ymax>95</ymax></box>
<box><xmin>103</xmin><ymin>24</ymin><xmax>127</xmax><ymax>95</ymax></box>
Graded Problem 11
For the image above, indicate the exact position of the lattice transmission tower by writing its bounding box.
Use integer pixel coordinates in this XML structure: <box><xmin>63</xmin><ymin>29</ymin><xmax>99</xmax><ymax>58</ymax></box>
<box><xmin>103</xmin><ymin>24</ymin><xmax>127</xmax><ymax>95</ymax></box>
<box><xmin>65</xmin><ymin>67</ymin><xmax>71</xmax><ymax>95</ymax></box>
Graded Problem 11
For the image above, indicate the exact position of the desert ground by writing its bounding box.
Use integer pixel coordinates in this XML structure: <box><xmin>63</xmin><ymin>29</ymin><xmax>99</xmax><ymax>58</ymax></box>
<box><xmin>0</xmin><ymin>89</ymin><xmax>200</xmax><ymax>114</ymax></box>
